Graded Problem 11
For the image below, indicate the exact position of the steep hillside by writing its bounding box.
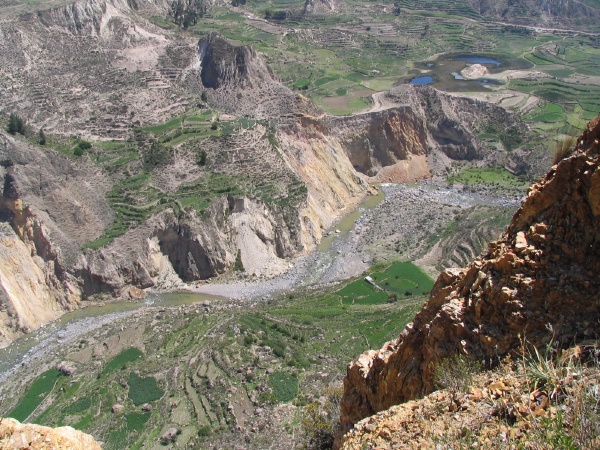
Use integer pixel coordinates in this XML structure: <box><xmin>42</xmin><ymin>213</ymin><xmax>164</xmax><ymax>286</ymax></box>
<box><xmin>0</xmin><ymin>0</ymin><xmax>190</xmax><ymax>138</ymax></box>
<box><xmin>339</xmin><ymin>116</ymin><xmax>600</xmax><ymax>437</ymax></box>
<box><xmin>0</xmin><ymin>0</ymin><xmax>533</xmax><ymax>349</ymax></box>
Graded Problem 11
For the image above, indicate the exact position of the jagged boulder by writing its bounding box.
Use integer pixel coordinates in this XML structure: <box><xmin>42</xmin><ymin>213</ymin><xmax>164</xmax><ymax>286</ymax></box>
<box><xmin>0</xmin><ymin>417</ymin><xmax>102</xmax><ymax>449</ymax></box>
<box><xmin>339</xmin><ymin>116</ymin><xmax>600</xmax><ymax>435</ymax></box>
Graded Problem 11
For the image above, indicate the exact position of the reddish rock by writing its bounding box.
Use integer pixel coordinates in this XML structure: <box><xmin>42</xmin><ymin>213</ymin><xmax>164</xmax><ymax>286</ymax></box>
<box><xmin>339</xmin><ymin>116</ymin><xmax>600</xmax><ymax>437</ymax></box>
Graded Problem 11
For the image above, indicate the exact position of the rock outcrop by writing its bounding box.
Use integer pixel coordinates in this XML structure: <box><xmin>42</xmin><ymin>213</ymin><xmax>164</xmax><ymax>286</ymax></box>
<box><xmin>0</xmin><ymin>417</ymin><xmax>102</xmax><ymax>449</ymax></box>
<box><xmin>339</xmin><ymin>116</ymin><xmax>600</xmax><ymax>436</ymax></box>
<box><xmin>197</xmin><ymin>33</ymin><xmax>318</xmax><ymax>119</ymax></box>
<box><xmin>199</xmin><ymin>32</ymin><xmax>278</xmax><ymax>90</ymax></box>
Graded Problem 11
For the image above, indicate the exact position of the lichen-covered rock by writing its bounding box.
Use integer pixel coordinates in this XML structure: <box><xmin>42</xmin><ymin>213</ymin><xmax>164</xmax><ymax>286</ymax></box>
<box><xmin>0</xmin><ymin>417</ymin><xmax>102</xmax><ymax>449</ymax></box>
<box><xmin>339</xmin><ymin>116</ymin><xmax>600</xmax><ymax>436</ymax></box>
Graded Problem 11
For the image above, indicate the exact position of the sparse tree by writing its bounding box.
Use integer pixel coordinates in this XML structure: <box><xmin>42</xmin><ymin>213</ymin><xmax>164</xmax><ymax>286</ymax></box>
<box><xmin>169</xmin><ymin>0</ymin><xmax>205</xmax><ymax>27</ymax></box>
<box><xmin>38</xmin><ymin>129</ymin><xmax>47</xmax><ymax>145</ymax></box>
<box><xmin>198</xmin><ymin>150</ymin><xmax>207</xmax><ymax>166</ymax></box>
<box><xmin>7</xmin><ymin>113</ymin><xmax>25</xmax><ymax>136</ymax></box>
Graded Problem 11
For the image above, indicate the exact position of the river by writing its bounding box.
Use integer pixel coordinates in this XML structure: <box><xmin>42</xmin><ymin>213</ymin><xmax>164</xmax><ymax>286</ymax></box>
<box><xmin>0</xmin><ymin>189</ymin><xmax>386</xmax><ymax>380</ymax></box>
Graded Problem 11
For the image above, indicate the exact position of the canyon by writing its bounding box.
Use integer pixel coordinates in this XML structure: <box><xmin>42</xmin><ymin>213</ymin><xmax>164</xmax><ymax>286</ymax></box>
<box><xmin>0</xmin><ymin>0</ymin><xmax>531</xmax><ymax>347</ymax></box>
<box><xmin>1</xmin><ymin>0</ymin><xmax>599</xmax><ymax>447</ymax></box>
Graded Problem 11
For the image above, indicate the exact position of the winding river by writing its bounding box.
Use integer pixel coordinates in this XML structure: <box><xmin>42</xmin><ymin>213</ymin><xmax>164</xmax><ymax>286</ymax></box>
<box><xmin>0</xmin><ymin>190</ymin><xmax>386</xmax><ymax>379</ymax></box>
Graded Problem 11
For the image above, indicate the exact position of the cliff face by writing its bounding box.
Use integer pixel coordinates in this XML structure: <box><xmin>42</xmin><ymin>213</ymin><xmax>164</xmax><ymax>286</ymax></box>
<box><xmin>0</xmin><ymin>223</ymin><xmax>71</xmax><ymax>345</ymax></box>
<box><xmin>325</xmin><ymin>85</ymin><xmax>526</xmax><ymax>182</ymax></box>
<box><xmin>339</xmin><ymin>117</ymin><xmax>600</xmax><ymax>435</ymax></box>
<box><xmin>199</xmin><ymin>32</ymin><xmax>277</xmax><ymax>90</ymax></box>
<box><xmin>0</xmin><ymin>417</ymin><xmax>101</xmax><ymax>450</ymax></box>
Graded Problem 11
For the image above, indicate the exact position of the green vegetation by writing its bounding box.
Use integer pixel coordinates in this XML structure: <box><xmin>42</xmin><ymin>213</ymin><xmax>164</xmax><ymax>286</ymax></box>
<box><xmin>63</xmin><ymin>396</ymin><xmax>92</xmax><ymax>415</ymax></box>
<box><xmin>300</xmin><ymin>386</ymin><xmax>341</xmax><ymax>449</ymax></box>
<box><xmin>448</xmin><ymin>166</ymin><xmax>528</xmax><ymax>188</ymax></box>
<box><xmin>8</xmin><ymin>369</ymin><xmax>61</xmax><ymax>422</ymax></box>
<box><xmin>338</xmin><ymin>261</ymin><xmax>434</xmax><ymax>305</ymax></box>
<box><xmin>7</xmin><ymin>113</ymin><xmax>26</xmax><ymax>136</ymax></box>
<box><xmin>552</xmin><ymin>132</ymin><xmax>577</xmax><ymax>165</ymax></box>
<box><xmin>269</xmin><ymin>372</ymin><xmax>298</xmax><ymax>402</ymax></box>
<box><xmin>102</xmin><ymin>348</ymin><xmax>144</xmax><ymax>377</ymax></box>
<box><xmin>105</xmin><ymin>412</ymin><xmax>151</xmax><ymax>450</ymax></box>
<box><xmin>127</xmin><ymin>373</ymin><xmax>164</xmax><ymax>405</ymax></box>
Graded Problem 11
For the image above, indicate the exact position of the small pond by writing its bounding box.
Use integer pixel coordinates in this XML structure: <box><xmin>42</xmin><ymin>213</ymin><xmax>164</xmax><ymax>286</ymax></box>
<box><xmin>409</xmin><ymin>75</ymin><xmax>434</xmax><ymax>85</ymax></box>
<box><xmin>455</xmin><ymin>55</ymin><xmax>502</xmax><ymax>66</ymax></box>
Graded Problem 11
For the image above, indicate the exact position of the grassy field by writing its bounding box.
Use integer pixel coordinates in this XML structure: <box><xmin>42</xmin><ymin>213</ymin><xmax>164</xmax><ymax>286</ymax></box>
<box><xmin>448</xmin><ymin>166</ymin><xmax>529</xmax><ymax>188</ymax></box>
<box><xmin>8</xmin><ymin>369</ymin><xmax>61</xmax><ymax>422</ymax></box>
<box><xmin>102</xmin><ymin>348</ymin><xmax>144</xmax><ymax>377</ymax></box>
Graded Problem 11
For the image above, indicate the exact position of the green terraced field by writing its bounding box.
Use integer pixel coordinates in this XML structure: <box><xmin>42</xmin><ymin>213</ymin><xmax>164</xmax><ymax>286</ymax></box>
<box><xmin>1</xmin><ymin>261</ymin><xmax>426</xmax><ymax>447</ymax></box>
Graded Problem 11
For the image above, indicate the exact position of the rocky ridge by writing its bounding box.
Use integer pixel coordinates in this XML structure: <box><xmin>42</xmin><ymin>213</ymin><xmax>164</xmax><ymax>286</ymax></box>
<box><xmin>339</xmin><ymin>116</ymin><xmax>600</xmax><ymax>438</ymax></box>
<box><xmin>327</xmin><ymin>85</ymin><xmax>527</xmax><ymax>181</ymax></box>
<box><xmin>198</xmin><ymin>33</ymin><xmax>318</xmax><ymax>120</ymax></box>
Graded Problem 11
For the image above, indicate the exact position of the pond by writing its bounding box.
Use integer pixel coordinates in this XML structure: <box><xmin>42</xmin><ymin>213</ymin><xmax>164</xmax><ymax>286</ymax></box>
<box><xmin>455</xmin><ymin>55</ymin><xmax>502</xmax><ymax>66</ymax></box>
<box><xmin>409</xmin><ymin>75</ymin><xmax>434</xmax><ymax>85</ymax></box>
<box><xmin>406</xmin><ymin>53</ymin><xmax>525</xmax><ymax>92</ymax></box>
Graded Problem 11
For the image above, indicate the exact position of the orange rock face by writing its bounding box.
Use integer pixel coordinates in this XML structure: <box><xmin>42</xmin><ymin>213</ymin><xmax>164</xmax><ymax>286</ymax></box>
<box><xmin>339</xmin><ymin>116</ymin><xmax>600</xmax><ymax>435</ymax></box>
<box><xmin>0</xmin><ymin>418</ymin><xmax>102</xmax><ymax>449</ymax></box>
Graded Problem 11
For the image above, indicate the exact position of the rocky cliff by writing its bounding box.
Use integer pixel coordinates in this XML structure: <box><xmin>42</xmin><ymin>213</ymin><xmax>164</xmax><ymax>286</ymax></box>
<box><xmin>0</xmin><ymin>417</ymin><xmax>101</xmax><ymax>450</ymax></box>
<box><xmin>339</xmin><ymin>116</ymin><xmax>600</xmax><ymax>437</ymax></box>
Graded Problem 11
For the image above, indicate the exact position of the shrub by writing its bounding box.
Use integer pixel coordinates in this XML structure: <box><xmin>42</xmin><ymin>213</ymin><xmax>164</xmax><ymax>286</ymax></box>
<box><xmin>269</xmin><ymin>372</ymin><xmax>298</xmax><ymax>402</ymax></box>
<box><xmin>233</xmin><ymin>249</ymin><xmax>244</xmax><ymax>272</ymax></box>
<box><xmin>7</xmin><ymin>113</ymin><xmax>25</xmax><ymax>135</ymax></box>
<box><xmin>197</xmin><ymin>150</ymin><xmax>207</xmax><ymax>166</ymax></box>
<box><xmin>73</xmin><ymin>146</ymin><xmax>84</xmax><ymax>156</ymax></box>
<box><xmin>272</xmin><ymin>345</ymin><xmax>286</xmax><ymax>358</ymax></box>
<box><xmin>198</xmin><ymin>425</ymin><xmax>211</xmax><ymax>436</ymax></box>
<box><xmin>434</xmin><ymin>354</ymin><xmax>482</xmax><ymax>405</ymax></box>
<box><xmin>127</xmin><ymin>373</ymin><xmax>164</xmax><ymax>405</ymax></box>
<box><xmin>38</xmin><ymin>129</ymin><xmax>46</xmax><ymax>145</ymax></box>
<box><xmin>300</xmin><ymin>386</ymin><xmax>342</xmax><ymax>449</ymax></box>
<box><xmin>553</xmin><ymin>133</ymin><xmax>577</xmax><ymax>165</ymax></box>
<box><xmin>78</xmin><ymin>140</ymin><xmax>92</xmax><ymax>150</ymax></box>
